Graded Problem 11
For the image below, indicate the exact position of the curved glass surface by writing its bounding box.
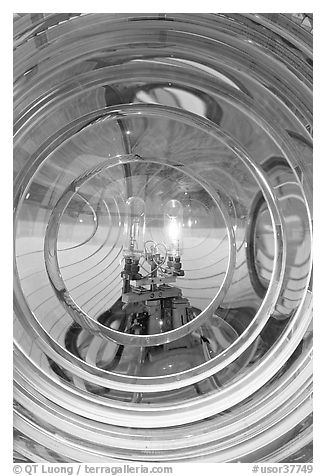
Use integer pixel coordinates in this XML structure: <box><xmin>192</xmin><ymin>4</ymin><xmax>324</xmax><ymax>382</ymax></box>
<box><xmin>13</xmin><ymin>13</ymin><xmax>312</xmax><ymax>462</ymax></box>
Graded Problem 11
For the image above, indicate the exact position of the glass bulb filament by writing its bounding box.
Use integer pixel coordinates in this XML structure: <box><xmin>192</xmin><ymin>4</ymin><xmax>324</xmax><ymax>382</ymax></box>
<box><xmin>123</xmin><ymin>196</ymin><xmax>146</xmax><ymax>259</ymax></box>
<box><xmin>163</xmin><ymin>199</ymin><xmax>183</xmax><ymax>257</ymax></box>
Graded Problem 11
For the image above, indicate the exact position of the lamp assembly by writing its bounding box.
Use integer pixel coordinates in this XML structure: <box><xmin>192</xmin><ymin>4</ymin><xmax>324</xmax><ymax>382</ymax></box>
<box><xmin>120</xmin><ymin>198</ymin><xmax>188</xmax><ymax>333</ymax></box>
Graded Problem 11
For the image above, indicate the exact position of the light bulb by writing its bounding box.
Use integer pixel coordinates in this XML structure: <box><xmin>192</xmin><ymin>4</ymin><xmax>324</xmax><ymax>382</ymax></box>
<box><xmin>163</xmin><ymin>199</ymin><xmax>183</xmax><ymax>257</ymax></box>
<box><xmin>123</xmin><ymin>196</ymin><xmax>146</xmax><ymax>259</ymax></box>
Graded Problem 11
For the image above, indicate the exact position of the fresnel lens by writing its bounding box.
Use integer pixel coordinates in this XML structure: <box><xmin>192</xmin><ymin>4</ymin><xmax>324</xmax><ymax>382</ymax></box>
<box><xmin>13</xmin><ymin>13</ymin><xmax>312</xmax><ymax>463</ymax></box>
